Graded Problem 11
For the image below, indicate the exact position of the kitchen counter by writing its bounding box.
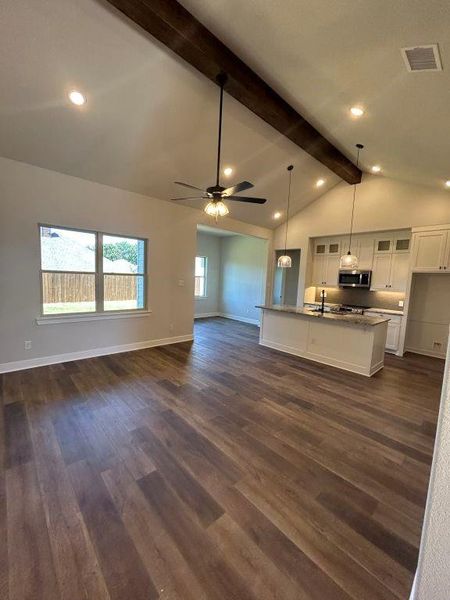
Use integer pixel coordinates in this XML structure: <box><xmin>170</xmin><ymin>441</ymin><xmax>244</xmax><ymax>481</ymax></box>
<box><xmin>258</xmin><ymin>304</ymin><xmax>390</xmax><ymax>327</ymax></box>
<box><xmin>257</xmin><ymin>305</ymin><xmax>389</xmax><ymax>377</ymax></box>
<box><xmin>305</xmin><ymin>302</ymin><xmax>403</xmax><ymax>316</ymax></box>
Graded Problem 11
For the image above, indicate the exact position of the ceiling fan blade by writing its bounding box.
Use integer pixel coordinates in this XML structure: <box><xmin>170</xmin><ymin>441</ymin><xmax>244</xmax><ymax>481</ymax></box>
<box><xmin>171</xmin><ymin>196</ymin><xmax>205</xmax><ymax>201</ymax></box>
<box><xmin>174</xmin><ymin>181</ymin><xmax>206</xmax><ymax>193</ymax></box>
<box><xmin>226</xmin><ymin>196</ymin><xmax>267</xmax><ymax>204</ymax></box>
<box><xmin>222</xmin><ymin>181</ymin><xmax>254</xmax><ymax>196</ymax></box>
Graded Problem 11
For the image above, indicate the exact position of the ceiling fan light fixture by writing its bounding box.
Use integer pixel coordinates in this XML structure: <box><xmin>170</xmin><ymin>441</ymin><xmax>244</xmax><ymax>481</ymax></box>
<box><xmin>204</xmin><ymin>200</ymin><xmax>229</xmax><ymax>219</ymax></box>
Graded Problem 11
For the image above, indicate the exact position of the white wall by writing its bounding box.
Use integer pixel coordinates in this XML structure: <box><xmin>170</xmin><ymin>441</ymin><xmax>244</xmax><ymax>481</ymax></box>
<box><xmin>411</xmin><ymin>333</ymin><xmax>450</xmax><ymax>600</ymax></box>
<box><xmin>195</xmin><ymin>232</ymin><xmax>221</xmax><ymax>316</ymax></box>
<box><xmin>405</xmin><ymin>274</ymin><xmax>450</xmax><ymax>359</ymax></box>
<box><xmin>0</xmin><ymin>157</ymin><xmax>271</xmax><ymax>370</ymax></box>
<box><xmin>273</xmin><ymin>175</ymin><xmax>450</xmax><ymax>303</ymax></box>
<box><xmin>219</xmin><ymin>235</ymin><xmax>268</xmax><ymax>324</ymax></box>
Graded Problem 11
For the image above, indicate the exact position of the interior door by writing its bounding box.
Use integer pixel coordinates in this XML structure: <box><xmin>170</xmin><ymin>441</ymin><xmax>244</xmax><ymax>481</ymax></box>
<box><xmin>412</xmin><ymin>231</ymin><xmax>447</xmax><ymax>272</ymax></box>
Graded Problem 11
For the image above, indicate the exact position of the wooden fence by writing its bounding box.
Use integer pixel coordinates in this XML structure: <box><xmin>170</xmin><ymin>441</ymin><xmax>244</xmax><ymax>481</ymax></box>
<box><xmin>42</xmin><ymin>272</ymin><xmax>137</xmax><ymax>303</ymax></box>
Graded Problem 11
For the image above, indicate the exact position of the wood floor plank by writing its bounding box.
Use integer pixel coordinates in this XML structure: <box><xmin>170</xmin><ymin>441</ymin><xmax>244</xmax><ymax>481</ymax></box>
<box><xmin>6</xmin><ymin>462</ymin><xmax>59</xmax><ymax>600</ymax></box>
<box><xmin>68</xmin><ymin>459</ymin><xmax>158</xmax><ymax>600</ymax></box>
<box><xmin>4</xmin><ymin>402</ymin><xmax>32</xmax><ymax>468</ymax></box>
<box><xmin>1</xmin><ymin>317</ymin><xmax>443</xmax><ymax>599</ymax></box>
<box><xmin>138</xmin><ymin>470</ymin><xmax>258</xmax><ymax>600</ymax></box>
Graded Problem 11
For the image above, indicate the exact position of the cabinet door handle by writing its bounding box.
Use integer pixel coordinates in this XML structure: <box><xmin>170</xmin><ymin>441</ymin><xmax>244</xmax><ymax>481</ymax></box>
<box><xmin>439</xmin><ymin>266</ymin><xmax>442</xmax><ymax>270</ymax></box>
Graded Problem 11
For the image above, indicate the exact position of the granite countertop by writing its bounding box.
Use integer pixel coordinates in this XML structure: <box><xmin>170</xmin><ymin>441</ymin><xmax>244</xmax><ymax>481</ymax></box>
<box><xmin>257</xmin><ymin>304</ymin><xmax>390</xmax><ymax>327</ymax></box>
<box><xmin>306</xmin><ymin>302</ymin><xmax>404</xmax><ymax>316</ymax></box>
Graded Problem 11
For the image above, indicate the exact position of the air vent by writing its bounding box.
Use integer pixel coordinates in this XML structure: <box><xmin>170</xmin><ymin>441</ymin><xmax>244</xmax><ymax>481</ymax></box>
<box><xmin>401</xmin><ymin>44</ymin><xmax>442</xmax><ymax>72</ymax></box>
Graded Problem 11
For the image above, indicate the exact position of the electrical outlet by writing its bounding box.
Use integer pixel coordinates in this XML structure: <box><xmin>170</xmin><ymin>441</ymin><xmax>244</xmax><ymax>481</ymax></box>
<box><xmin>24</xmin><ymin>340</ymin><xmax>32</xmax><ymax>350</ymax></box>
<box><xmin>398</xmin><ymin>300</ymin><xmax>404</xmax><ymax>308</ymax></box>
<box><xmin>178</xmin><ymin>279</ymin><xmax>185</xmax><ymax>287</ymax></box>
<box><xmin>169</xmin><ymin>323</ymin><xmax>174</xmax><ymax>332</ymax></box>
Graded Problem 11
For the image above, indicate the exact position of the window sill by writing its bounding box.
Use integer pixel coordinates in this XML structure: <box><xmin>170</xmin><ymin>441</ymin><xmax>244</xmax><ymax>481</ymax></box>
<box><xmin>36</xmin><ymin>309</ymin><xmax>152</xmax><ymax>325</ymax></box>
<box><xmin>195</xmin><ymin>296</ymin><xmax>208</xmax><ymax>300</ymax></box>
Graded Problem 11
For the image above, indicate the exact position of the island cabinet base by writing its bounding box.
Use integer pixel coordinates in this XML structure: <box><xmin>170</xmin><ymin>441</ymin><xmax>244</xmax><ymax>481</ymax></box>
<box><xmin>259</xmin><ymin>310</ymin><xmax>388</xmax><ymax>377</ymax></box>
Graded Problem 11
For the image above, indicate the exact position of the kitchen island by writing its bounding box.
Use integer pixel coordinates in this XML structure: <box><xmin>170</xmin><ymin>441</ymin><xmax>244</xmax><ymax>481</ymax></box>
<box><xmin>257</xmin><ymin>305</ymin><xmax>389</xmax><ymax>376</ymax></box>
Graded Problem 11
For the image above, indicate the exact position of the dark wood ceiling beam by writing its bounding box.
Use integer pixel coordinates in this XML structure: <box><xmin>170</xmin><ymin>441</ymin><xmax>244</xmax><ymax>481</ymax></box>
<box><xmin>104</xmin><ymin>0</ymin><xmax>362</xmax><ymax>184</ymax></box>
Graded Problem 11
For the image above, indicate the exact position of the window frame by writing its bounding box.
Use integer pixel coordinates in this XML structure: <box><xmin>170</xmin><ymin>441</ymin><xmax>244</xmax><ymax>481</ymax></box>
<box><xmin>194</xmin><ymin>256</ymin><xmax>208</xmax><ymax>298</ymax></box>
<box><xmin>39</xmin><ymin>223</ymin><xmax>148</xmax><ymax>317</ymax></box>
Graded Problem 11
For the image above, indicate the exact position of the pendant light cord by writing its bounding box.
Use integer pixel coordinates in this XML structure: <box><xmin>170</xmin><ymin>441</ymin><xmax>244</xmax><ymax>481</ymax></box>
<box><xmin>284</xmin><ymin>165</ymin><xmax>293</xmax><ymax>253</ymax></box>
<box><xmin>348</xmin><ymin>145</ymin><xmax>362</xmax><ymax>253</ymax></box>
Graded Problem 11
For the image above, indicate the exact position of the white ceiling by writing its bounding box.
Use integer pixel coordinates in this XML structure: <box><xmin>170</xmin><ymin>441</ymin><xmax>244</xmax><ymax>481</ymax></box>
<box><xmin>181</xmin><ymin>0</ymin><xmax>450</xmax><ymax>190</ymax></box>
<box><xmin>1</xmin><ymin>1</ymin><xmax>449</xmax><ymax>230</ymax></box>
<box><xmin>0</xmin><ymin>0</ymin><xmax>342</xmax><ymax>229</ymax></box>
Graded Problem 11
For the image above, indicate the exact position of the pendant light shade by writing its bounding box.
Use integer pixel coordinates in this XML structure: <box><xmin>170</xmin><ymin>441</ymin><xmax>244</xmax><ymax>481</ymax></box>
<box><xmin>340</xmin><ymin>251</ymin><xmax>359</xmax><ymax>270</ymax></box>
<box><xmin>277</xmin><ymin>254</ymin><xmax>292</xmax><ymax>268</ymax></box>
<box><xmin>278</xmin><ymin>165</ymin><xmax>294</xmax><ymax>268</ymax></box>
<box><xmin>340</xmin><ymin>144</ymin><xmax>363</xmax><ymax>270</ymax></box>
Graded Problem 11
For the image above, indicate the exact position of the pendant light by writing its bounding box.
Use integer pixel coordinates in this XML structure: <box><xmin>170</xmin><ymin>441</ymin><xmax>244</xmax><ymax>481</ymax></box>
<box><xmin>340</xmin><ymin>144</ymin><xmax>363</xmax><ymax>270</ymax></box>
<box><xmin>278</xmin><ymin>165</ymin><xmax>294</xmax><ymax>268</ymax></box>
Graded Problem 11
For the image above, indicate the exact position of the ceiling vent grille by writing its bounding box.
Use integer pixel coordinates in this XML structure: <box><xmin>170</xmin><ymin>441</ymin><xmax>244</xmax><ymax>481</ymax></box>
<box><xmin>401</xmin><ymin>44</ymin><xmax>443</xmax><ymax>72</ymax></box>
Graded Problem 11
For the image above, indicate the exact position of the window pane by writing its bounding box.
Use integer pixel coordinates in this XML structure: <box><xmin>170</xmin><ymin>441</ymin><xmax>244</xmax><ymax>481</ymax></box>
<box><xmin>103</xmin><ymin>275</ymin><xmax>145</xmax><ymax>311</ymax></box>
<box><xmin>42</xmin><ymin>272</ymin><xmax>96</xmax><ymax>314</ymax></box>
<box><xmin>103</xmin><ymin>235</ymin><xmax>145</xmax><ymax>274</ymax></box>
<box><xmin>195</xmin><ymin>256</ymin><xmax>206</xmax><ymax>277</ymax></box>
<box><xmin>40</xmin><ymin>226</ymin><xmax>96</xmax><ymax>272</ymax></box>
<box><xmin>195</xmin><ymin>276</ymin><xmax>205</xmax><ymax>297</ymax></box>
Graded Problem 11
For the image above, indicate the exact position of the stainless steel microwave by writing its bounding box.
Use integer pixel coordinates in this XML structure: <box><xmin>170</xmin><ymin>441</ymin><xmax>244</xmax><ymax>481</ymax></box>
<box><xmin>338</xmin><ymin>270</ymin><xmax>372</xmax><ymax>288</ymax></box>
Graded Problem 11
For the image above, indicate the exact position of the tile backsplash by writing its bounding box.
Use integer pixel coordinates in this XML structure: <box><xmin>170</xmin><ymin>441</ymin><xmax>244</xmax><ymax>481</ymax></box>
<box><xmin>313</xmin><ymin>287</ymin><xmax>405</xmax><ymax>310</ymax></box>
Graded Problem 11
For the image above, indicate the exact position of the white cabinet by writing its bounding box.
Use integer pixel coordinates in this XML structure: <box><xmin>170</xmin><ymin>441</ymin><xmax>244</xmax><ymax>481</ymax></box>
<box><xmin>312</xmin><ymin>238</ymin><xmax>341</xmax><ymax>286</ymax></box>
<box><xmin>365</xmin><ymin>311</ymin><xmax>402</xmax><ymax>353</ymax></box>
<box><xmin>371</xmin><ymin>252</ymin><xmax>410</xmax><ymax>292</ymax></box>
<box><xmin>353</xmin><ymin>236</ymin><xmax>374</xmax><ymax>270</ymax></box>
<box><xmin>371</xmin><ymin>234</ymin><xmax>411</xmax><ymax>292</ymax></box>
<box><xmin>312</xmin><ymin>254</ymin><xmax>340</xmax><ymax>286</ymax></box>
<box><xmin>411</xmin><ymin>229</ymin><xmax>450</xmax><ymax>272</ymax></box>
<box><xmin>371</xmin><ymin>254</ymin><xmax>393</xmax><ymax>290</ymax></box>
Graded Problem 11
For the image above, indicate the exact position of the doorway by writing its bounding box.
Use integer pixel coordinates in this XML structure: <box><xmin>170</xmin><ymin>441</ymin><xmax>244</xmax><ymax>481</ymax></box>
<box><xmin>273</xmin><ymin>249</ymin><xmax>301</xmax><ymax>306</ymax></box>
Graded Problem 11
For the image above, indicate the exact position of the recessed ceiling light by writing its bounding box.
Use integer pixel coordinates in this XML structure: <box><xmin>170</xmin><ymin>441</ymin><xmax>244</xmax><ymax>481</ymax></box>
<box><xmin>350</xmin><ymin>106</ymin><xmax>364</xmax><ymax>117</ymax></box>
<box><xmin>68</xmin><ymin>90</ymin><xmax>86</xmax><ymax>106</ymax></box>
<box><xmin>273</xmin><ymin>211</ymin><xmax>282</xmax><ymax>219</ymax></box>
<box><xmin>371</xmin><ymin>165</ymin><xmax>381</xmax><ymax>173</ymax></box>
<box><xmin>445</xmin><ymin>180</ymin><xmax>450</xmax><ymax>188</ymax></box>
<box><xmin>223</xmin><ymin>167</ymin><xmax>233</xmax><ymax>177</ymax></box>
<box><xmin>316</xmin><ymin>179</ymin><xmax>325</xmax><ymax>187</ymax></box>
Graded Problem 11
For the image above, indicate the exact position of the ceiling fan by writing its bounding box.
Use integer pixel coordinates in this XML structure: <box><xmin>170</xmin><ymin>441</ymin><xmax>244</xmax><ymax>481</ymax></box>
<box><xmin>171</xmin><ymin>73</ymin><xmax>267</xmax><ymax>219</ymax></box>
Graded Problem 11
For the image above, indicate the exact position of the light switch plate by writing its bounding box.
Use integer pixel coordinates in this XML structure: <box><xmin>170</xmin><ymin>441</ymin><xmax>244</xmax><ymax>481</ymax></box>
<box><xmin>398</xmin><ymin>300</ymin><xmax>404</xmax><ymax>308</ymax></box>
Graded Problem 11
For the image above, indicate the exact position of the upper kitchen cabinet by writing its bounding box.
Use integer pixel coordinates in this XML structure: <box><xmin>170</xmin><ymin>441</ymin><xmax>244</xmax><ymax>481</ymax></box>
<box><xmin>314</xmin><ymin>238</ymin><xmax>341</xmax><ymax>256</ymax></box>
<box><xmin>352</xmin><ymin>236</ymin><xmax>374</xmax><ymax>270</ymax></box>
<box><xmin>371</xmin><ymin>231</ymin><xmax>411</xmax><ymax>292</ymax></box>
<box><xmin>374</xmin><ymin>235</ymin><xmax>411</xmax><ymax>255</ymax></box>
<box><xmin>411</xmin><ymin>226</ymin><xmax>450</xmax><ymax>272</ymax></box>
<box><xmin>311</xmin><ymin>253</ymin><xmax>340</xmax><ymax>286</ymax></box>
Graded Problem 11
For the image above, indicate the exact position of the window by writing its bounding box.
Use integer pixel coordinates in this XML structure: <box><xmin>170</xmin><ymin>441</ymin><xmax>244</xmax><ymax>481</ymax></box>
<box><xmin>39</xmin><ymin>225</ymin><xmax>147</xmax><ymax>315</ymax></box>
<box><xmin>194</xmin><ymin>256</ymin><xmax>207</xmax><ymax>297</ymax></box>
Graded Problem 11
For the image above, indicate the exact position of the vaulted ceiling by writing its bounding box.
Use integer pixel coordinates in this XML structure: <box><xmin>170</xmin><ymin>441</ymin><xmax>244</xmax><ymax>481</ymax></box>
<box><xmin>1</xmin><ymin>0</ymin><xmax>449</xmax><ymax>228</ymax></box>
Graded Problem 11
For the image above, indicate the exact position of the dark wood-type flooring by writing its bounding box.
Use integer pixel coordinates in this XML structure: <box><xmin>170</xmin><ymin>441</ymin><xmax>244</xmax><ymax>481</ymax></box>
<box><xmin>1</xmin><ymin>317</ymin><xmax>443</xmax><ymax>600</ymax></box>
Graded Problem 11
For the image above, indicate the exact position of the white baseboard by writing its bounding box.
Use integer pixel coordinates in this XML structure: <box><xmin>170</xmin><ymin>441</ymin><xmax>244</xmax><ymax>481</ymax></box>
<box><xmin>219</xmin><ymin>312</ymin><xmax>260</xmax><ymax>326</ymax></box>
<box><xmin>194</xmin><ymin>312</ymin><xmax>221</xmax><ymax>319</ymax></box>
<box><xmin>405</xmin><ymin>346</ymin><xmax>446</xmax><ymax>359</ymax></box>
<box><xmin>0</xmin><ymin>334</ymin><xmax>194</xmax><ymax>374</ymax></box>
